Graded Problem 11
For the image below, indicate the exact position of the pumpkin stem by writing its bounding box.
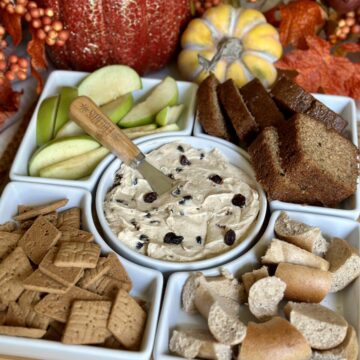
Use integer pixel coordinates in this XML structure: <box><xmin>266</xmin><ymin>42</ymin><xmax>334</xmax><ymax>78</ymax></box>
<box><xmin>198</xmin><ymin>37</ymin><xmax>243</xmax><ymax>73</ymax></box>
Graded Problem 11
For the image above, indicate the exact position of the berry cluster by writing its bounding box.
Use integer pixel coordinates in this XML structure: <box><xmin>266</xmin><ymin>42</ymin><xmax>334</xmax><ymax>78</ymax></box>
<box><xmin>194</xmin><ymin>0</ymin><xmax>222</xmax><ymax>15</ymax></box>
<box><xmin>329</xmin><ymin>8</ymin><xmax>360</xmax><ymax>43</ymax></box>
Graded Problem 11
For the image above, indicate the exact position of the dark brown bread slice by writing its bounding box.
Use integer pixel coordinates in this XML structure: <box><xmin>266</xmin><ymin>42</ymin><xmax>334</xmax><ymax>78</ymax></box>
<box><xmin>271</xmin><ymin>76</ymin><xmax>347</xmax><ymax>133</ymax></box>
<box><xmin>279</xmin><ymin>113</ymin><xmax>358</xmax><ymax>206</ymax></box>
<box><xmin>217</xmin><ymin>79</ymin><xmax>258</xmax><ymax>144</ymax></box>
<box><xmin>240</xmin><ymin>78</ymin><xmax>285</xmax><ymax>128</ymax></box>
<box><xmin>196</xmin><ymin>74</ymin><xmax>233</xmax><ymax>141</ymax></box>
<box><xmin>248</xmin><ymin>127</ymin><xmax>315</xmax><ymax>204</ymax></box>
<box><xmin>304</xmin><ymin>99</ymin><xmax>347</xmax><ymax>133</ymax></box>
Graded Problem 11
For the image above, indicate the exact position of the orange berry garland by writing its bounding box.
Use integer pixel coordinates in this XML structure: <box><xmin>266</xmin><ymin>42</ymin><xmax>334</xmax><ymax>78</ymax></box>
<box><xmin>329</xmin><ymin>7</ymin><xmax>360</xmax><ymax>43</ymax></box>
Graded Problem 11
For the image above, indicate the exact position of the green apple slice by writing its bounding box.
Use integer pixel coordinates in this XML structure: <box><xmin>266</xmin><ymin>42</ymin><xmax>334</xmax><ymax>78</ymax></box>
<box><xmin>36</xmin><ymin>95</ymin><xmax>59</xmax><ymax>146</ymax></box>
<box><xmin>39</xmin><ymin>147</ymin><xmax>109</xmax><ymax>180</ymax></box>
<box><xmin>54</xmin><ymin>87</ymin><xmax>78</xmax><ymax>134</ymax></box>
<box><xmin>55</xmin><ymin>121</ymin><xmax>84</xmax><ymax>138</ymax></box>
<box><xmin>123</xmin><ymin>124</ymin><xmax>157</xmax><ymax>134</ymax></box>
<box><xmin>156</xmin><ymin>104</ymin><xmax>185</xmax><ymax>127</ymax></box>
<box><xmin>101</xmin><ymin>93</ymin><xmax>134</xmax><ymax>123</ymax></box>
<box><xmin>125</xmin><ymin>123</ymin><xmax>179</xmax><ymax>139</ymax></box>
<box><xmin>78</xmin><ymin>65</ymin><xmax>142</xmax><ymax>106</ymax></box>
<box><xmin>29</xmin><ymin>135</ymin><xmax>100</xmax><ymax>177</ymax></box>
<box><xmin>118</xmin><ymin>76</ymin><xmax>178</xmax><ymax>128</ymax></box>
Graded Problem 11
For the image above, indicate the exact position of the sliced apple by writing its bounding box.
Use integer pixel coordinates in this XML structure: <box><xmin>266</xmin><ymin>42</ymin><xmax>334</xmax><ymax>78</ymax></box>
<box><xmin>101</xmin><ymin>93</ymin><xmax>134</xmax><ymax>123</ymax></box>
<box><xmin>125</xmin><ymin>123</ymin><xmax>179</xmax><ymax>139</ymax></box>
<box><xmin>36</xmin><ymin>95</ymin><xmax>59</xmax><ymax>146</ymax></box>
<box><xmin>55</xmin><ymin>121</ymin><xmax>84</xmax><ymax>138</ymax></box>
<box><xmin>39</xmin><ymin>147</ymin><xmax>109</xmax><ymax>180</ymax></box>
<box><xmin>29</xmin><ymin>135</ymin><xmax>100</xmax><ymax>177</ymax></box>
<box><xmin>156</xmin><ymin>104</ymin><xmax>185</xmax><ymax>127</ymax></box>
<box><xmin>118</xmin><ymin>76</ymin><xmax>178</xmax><ymax>128</ymax></box>
<box><xmin>78</xmin><ymin>65</ymin><xmax>142</xmax><ymax>106</ymax></box>
<box><xmin>54</xmin><ymin>87</ymin><xmax>78</xmax><ymax>134</ymax></box>
<box><xmin>123</xmin><ymin>124</ymin><xmax>157</xmax><ymax>134</ymax></box>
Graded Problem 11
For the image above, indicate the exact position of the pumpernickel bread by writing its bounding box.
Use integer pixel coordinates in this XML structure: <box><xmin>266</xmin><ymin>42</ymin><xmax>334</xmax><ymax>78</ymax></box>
<box><xmin>239</xmin><ymin>317</ymin><xmax>312</xmax><ymax>360</ymax></box>
<box><xmin>218</xmin><ymin>79</ymin><xmax>258</xmax><ymax>144</ymax></box>
<box><xmin>197</xmin><ymin>74</ymin><xmax>233</xmax><ymax>141</ymax></box>
<box><xmin>271</xmin><ymin>76</ymin><xmax>347</xmax><ymax>132</ymax></box>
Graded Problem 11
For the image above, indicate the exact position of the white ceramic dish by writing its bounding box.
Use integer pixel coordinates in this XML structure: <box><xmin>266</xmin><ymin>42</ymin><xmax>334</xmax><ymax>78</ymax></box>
<box><xmin>153</xmin><ymin>210</ymin><xmax>360</xmax><ymax>360</ymax></box>
<box><xmin>10</xmin><ymin>70</ymin><xmax>197</xmax><ymax>191</ymax></box>
<box><xmin>96</xmin><ymin>135</ymin><xmax>267</xmax><ymax>274</ymax></box>
<box><xmin>0</xmin><ymin>181</ymin><xmax>163</xmax><ymax>360</ymax></box>
<box><xmin>194</xmin><ymin>93</ymin><xmax>359</xmax><ymax>220</ymax></box>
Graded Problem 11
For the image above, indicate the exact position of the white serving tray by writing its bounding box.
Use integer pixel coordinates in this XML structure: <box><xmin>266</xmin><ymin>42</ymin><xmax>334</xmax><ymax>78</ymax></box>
<box><xmin>153</xmin><ymin>210</ymin><xmax>360</xmax><ymax>360</ymax></box>
<box><xmin>0</xmin><ymin>181</ymin><xmax>163</xmax><ymax>360</ymax></box>
<box><xmin>10</xmin><ymin>70</ymin><xmax>197</xmax><ymax>191</ymax></box>
<box><xmin>194</xmin><ymin>93</ymin><xmax>360</xmax><ymax>220</ymax></box>
<box><xmin>96</xmin><ymin>135</ymin><xmax>267</xmax><ymax>274</ymax></box>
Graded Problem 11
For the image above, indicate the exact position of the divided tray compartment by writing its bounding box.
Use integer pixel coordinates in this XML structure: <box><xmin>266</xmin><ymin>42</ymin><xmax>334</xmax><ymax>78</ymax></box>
<box><xmin>96</xmin><ymin>135</ymin><xmax>267</xmax><ymax>274</ymax></box>
<box><xmin>10</xmin><ymin>70</ymin><xmax>197</xmax><ymax>191</ymax></box>
<box><xmin>153</xmin><ymin>210</ymin><xmax>360</xmax><ymax>360</ymax></box>
<box><xmin>0</xmin><ymin>181</ymin><xmax>163</xmax><ymax>360</ymax></box>
<box><xmin>194</xmin><ymin>94</ymin><xmax>360</xmax><ymax>220</ymax></box>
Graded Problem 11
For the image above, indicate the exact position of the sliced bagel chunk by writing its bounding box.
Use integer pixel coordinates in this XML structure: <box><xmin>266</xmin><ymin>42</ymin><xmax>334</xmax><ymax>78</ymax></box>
<box><xmin>248</xmin><ymin>276</ymin><xmax>286</xmax><ymax>320</ymax></box>
<box><xmin>285</xmin><ymin>302</ymin><xmax>348</xmax><ymax>350</ymax></box>
<box><xmin>239</xmin><ymin>317</ymin><xmax>312</xmax><ymax>360</ymax></box>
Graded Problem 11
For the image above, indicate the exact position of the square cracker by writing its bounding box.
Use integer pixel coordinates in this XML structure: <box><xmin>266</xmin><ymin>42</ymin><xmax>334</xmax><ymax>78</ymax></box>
<box><xmin>106</xmin><ymin>253</ymin><xmax>132</xmax><ymax>291</ymax></box>
<box><xmin>19</xmin><ymin>216</ymin><xmax>61</xmax><ymax>264</ymax></box>
<box><xmin>0</xmin><ymin>247</ymin><xmax>33</xmax><ymax>305</ymax></box>
<box><xmin>0</xmin><ymin>325</ymin><xmax>46</xmax><ymax>338</ymax></box>
<box><xmin>23</xmin><ymin>270</ymin><xmax>69</xmax><ymax>294</ymax></box>
<box><xmin>5</xmin><ymin>302</ymin><xmax>26</xmax><ymax>326</ymax></box>
<box><xmin>0</xmin><ymin>222</ymin><xmax>16</xmax><ymax>232</ymax></box>
<box><xmin>34</xmin><ymin>286</ymin><xmax>103</xmax><ymax>323</ymax></box>
<box><xmin>54</xmin><ymin>242</ymin><xmax>100</xmax><ymax>268</ymax></box>
<box><xmin>0</xmin><ymin>231</ymin><xmax>21</xmax><ymax>261</ymax></box>
<box><xmin>58</xmin><ymin>226</ymin><xmax>94</xmax><ymax>243</ymax></box>
<box><xmin>62</xmin><ymin>300</ymin><xmax>112</xmax><ymax>344</ymax></box>
<box><xmin>20</xmin><ymin>212</ymin><xmax>58</xmax><ymax>230</ymax></box>
<box><xmin>108</xmin><ymin>289</ymin><xmax>147</xmax><ymax>350</ymax></box>
<box><xmin>13</xmin><ymin>199</ymin><xmax>68</xmax><ymax>222</ymax></box>
<box><xmin>86</xmin><ymin>275</ymin><xmax>124</xmax><ymax>299</ymax></box>
<box><xmin>57</xmin><ymin>208</ymin><xmax>81</xmax><ymax>229</ymax></box>
<box><xmin>78</xmin><ymin>257</ymin><xmax>111</xmax><ymax>289</ymax></box>
<box><xmin>39</xmin><ymin>247</ymin><xmax>84</xmax><ymax>286</ymax></box>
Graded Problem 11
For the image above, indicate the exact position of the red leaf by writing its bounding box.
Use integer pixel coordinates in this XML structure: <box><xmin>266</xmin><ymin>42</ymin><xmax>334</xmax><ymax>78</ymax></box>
<box><xmin>0</xmin><ymin>78</ymin><xmax>22</xmax><ymax>129</ymax></box>
<box><xmin>27</xmin><ymin>29</ymin><xmax>47</xmax><ymax>94</ymax></box>
<box><xmin>276</xmin><ymin>35</ymin><xmax>360</xmax><ymax>99</ymax></box>
<box><xmin>277</xmin><ymin>0</ymin><xmax>326</xmax><ymax>49</ymax></box>
<box><xmin>0</xmin><ymin>12</ymin><xmax>22</xmax><ymax>46</ymax></box>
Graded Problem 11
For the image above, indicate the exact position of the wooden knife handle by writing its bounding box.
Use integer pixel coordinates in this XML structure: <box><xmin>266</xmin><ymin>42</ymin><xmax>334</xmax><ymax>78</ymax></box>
<box><xmin>69</xmin><ymin>96</ymin><xmax>142</xmax><ymax>165</ymax></box>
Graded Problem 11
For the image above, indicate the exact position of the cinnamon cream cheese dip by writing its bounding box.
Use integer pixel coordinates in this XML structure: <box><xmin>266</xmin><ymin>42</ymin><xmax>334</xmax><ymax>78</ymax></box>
<box><xmin>104</xmin><ymin>142</ymin><xmax>260</xmax><ymax>262</ymax></box>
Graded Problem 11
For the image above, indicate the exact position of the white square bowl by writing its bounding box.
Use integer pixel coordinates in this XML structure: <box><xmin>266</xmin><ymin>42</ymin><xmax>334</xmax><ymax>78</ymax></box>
<box><xmin>10</xmin><ymin>70</ymin><xmax>197</xmax><ymax>191</ymax></box>
<box><xmin>0</xmin><ymin>181</ymin><xmax>163</xmax><ymax>360</ymax></box>
<box><xmin>153</xmin><ymin>210</ymin><xmax>360</xmax><ymax>360</ymax></box>
<box><xmin>194</xmin><ymin>94</ymin><xmax>359</xmax><ymax>219</ymax></box>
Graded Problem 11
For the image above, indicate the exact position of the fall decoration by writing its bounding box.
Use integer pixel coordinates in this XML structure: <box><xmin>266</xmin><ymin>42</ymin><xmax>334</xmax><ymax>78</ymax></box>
<box><xmin>193</xmin><ymin>0</ymin><xmax>222</xmax><ymax>15</ymax></box>
<box><xmin>0</xmin><ymin>0</ymin><xmax>68</xmax><ymax>128</ymax></box>
<box><xmin>276</xmin><ymin>35</ymin><xmax>360</xmax><ymax>100</ymax></box>
<box><xmin>329</xmin><ymin>8</ymin><xmax>360</xmax><ymax>43</ymax></box>
<box><xmin>326</xmin><ymin>0</ymin><xmax>360</xmax><ymax>13</ymax></box>
<box><xmin>38</xmin><ymin>0</ymin><xmax>191</xmax><ymax>74</ymax></box>
<box><xmin>265</xmin><ymin>0</ymin><xmax>327</xmax><ymax>49</ymax></box>
<box><xmin>178</xmin><ymin>4</ymin><xmax>282</xmax><ymax>88</ymax></box>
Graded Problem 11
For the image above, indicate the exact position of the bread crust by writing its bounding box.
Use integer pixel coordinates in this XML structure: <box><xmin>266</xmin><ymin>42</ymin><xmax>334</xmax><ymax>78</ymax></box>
<box><xmin>275</xmin><ymin>263</ymin><xmax>331</xmax><ymax>303</ymax></box>
<box><xmin>239</xmin><ymin>317</ymin><xmax>311</xmax><ymax>360</ymax></box>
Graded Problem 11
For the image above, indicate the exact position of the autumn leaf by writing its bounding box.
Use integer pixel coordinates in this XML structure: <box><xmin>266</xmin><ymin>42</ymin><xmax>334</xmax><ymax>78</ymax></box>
<box><xmin>0</xmin><ymin>78</ymin><xmax>22</xmax><ymax>129</ymax></box>
<box><xmin>27</xmin><ymin>29</ymin><xmax>48</xmax><ymax>94</ymax></box>
<box><xmin>0</xmin><ymin>11</ymin><xmax>22</xmax><ymax>46</ymax></box>
<box><xmin>266</xmin><ymin>0</ymin><xmax>326</xmax><ymax>49</ymax></box>
<box><xmin>276</xmin><ymin>35</ymin><xmax>360</xmax><ymax>99</ymax></box>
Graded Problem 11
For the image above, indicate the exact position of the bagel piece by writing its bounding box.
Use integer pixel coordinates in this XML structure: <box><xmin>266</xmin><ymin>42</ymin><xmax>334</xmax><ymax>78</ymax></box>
<box><xmin>284</xmin><ymin>302</ymin><xmax>348</xmax><ymax>350</ymax></box>
<box><xmin>169</xmin><ymin>329</ymin><xmax>232</xmax><ymax>360</ymax></box>
<box><xmin>274</xmin><ymin>212</ymin><xmax>328</xmax><ymax>256</ymax></box>
<box><xmin>241</xmin><ymin>266</ymin><xmax>269</xmax><ymax>295</ymax></box>
<box><xmin>239</xmin><ymin>317</ymin><xmax>312</xmax><ymax>360</ymax></box>
<box><xmin>262</xmin><ymin>239</ymin><xmax>329</xmax><ymax>271</ymax></box>
<box><xmin>275</xmin><ymin>263</ymin><xmax>331</xmax><ymax>303</ymax></box>
<box><xmin>194</xmin><ymin>282</ymin><xmax>246</xmax><ymax>345</ymax></box>
<box><xmin>325</xmin><ymin>237</ymin><xmax>360</xmax><ymax>292</ymax></box>
<box><xmin>248</xmin><ymin>276</ymin><xmax>286</xmax><ymax>320</ymax></box>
